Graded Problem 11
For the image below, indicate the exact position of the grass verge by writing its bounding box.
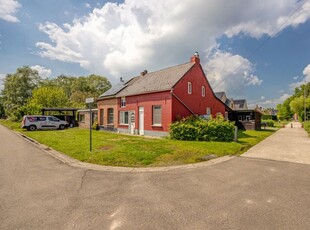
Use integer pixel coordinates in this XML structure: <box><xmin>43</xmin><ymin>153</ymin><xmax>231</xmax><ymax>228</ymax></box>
<box><xmin>303</xmin><ymin>121</ymin><xmax>310</xmax><ymax>137</ymax></box>
<box><xmin>0</xmin><ymin>119</ymin><xmax>276</xmax><ymax>167</ymax></box>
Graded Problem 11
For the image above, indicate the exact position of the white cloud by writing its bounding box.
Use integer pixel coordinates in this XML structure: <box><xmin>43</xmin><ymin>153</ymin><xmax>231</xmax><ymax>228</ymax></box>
<box><xmin>36</xmin><ymin>0</ymin><xmax>310</xmax><ymax>84</ymax></box>
<box><xmin>290</xmin><ymin>64</ymin><xmax>310</xmax><ymax>89</ymax></box>
<box><xmin>30</xmin><ymin>65</ymin><xmax>52</xmax><ymax>79</ymax></box>
<box><xmin>249</xmin><ymin>93</ymin><xmax>290</xmax><ymax>108</ymax></box>
<box><xmin>204</xmin><ymin>50</ymin><xmax>262</xmax><ymax>97</ymax></box>
<box><xmin>0</xmin><ymin>0</ymin><xmax>21</xmax><ymax>23</ymax></box>
<box><xmin>84</xmin><ymin>3</ymin><xmax>91</xmax><ymax>9</ymax></box>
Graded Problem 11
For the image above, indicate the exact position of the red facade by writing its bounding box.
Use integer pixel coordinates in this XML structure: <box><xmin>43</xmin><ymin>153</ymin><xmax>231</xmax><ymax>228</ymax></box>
<box><xmin>97</xmin><ymin>54</ymin><xmax>227</xmax><ymax>136</ymax></box>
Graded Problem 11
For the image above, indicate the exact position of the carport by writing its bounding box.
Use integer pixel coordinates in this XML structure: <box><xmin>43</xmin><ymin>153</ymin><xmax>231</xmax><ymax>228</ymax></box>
<box><xmin>41</xmin><ymin>108</ymin><xmax>79</xmax><ymax>127</ymax></box>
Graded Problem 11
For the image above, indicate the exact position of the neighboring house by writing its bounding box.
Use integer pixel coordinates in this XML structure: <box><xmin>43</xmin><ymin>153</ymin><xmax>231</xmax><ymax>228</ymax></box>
<box><xmin>215</xmin><ymin>92</ymin><xmax>261</xmax><ymax>130</ymax></box>
<box><xmin>97</xmin><ymin>53</ymin><xmax>230</xmax><ymax>136</ymax></box>
<box><xmin>214</xmin><ymin>92</ymin><xmax>235</xmax><ymax>110</ymax></box>
<box><xmin>77</xmin><ymin>109</ymin><xmax>98</xmax><ymax>129</ymax></box>
<box><xmin>233</xmin><ymin>99</ymin><xmax>248</xmax><ymax>110</ymax></box>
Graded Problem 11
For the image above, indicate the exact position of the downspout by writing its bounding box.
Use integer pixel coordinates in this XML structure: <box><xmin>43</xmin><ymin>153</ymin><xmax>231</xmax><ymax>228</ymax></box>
<box><xmin>170</xmin><ymin>90</ymin><xmax>196</xmax><ymax>116</ymax></box>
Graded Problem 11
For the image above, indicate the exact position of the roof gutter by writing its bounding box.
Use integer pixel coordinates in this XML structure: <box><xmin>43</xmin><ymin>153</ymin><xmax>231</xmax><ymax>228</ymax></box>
<box><xmin>170</xmin><ymin>90</ymin><xmax>195</xmax><ymax>116</ymax></box>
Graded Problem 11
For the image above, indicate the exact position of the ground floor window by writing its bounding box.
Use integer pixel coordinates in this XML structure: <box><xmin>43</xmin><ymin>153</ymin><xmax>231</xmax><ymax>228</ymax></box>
<box><xmin>152</xmin><ymin>105</ymin><xmax>162</xmax><ymax>126</ymax></box>
<box><xmin>119</xmin><ymin>111</ymin><xmax>129</xmax><ymax>125</ymax></box>
<box><xmin>79</xmin><ymin>114</ymin><xmax>85</xmax><ymax>122</ymax></box>
<box><xmin>100</xmin><ymin>109</ymin><xmax>104</xmax><ymax>125</ymax></box>
<box><xmin>108</xmin><ymin>108</ymin><xmax>114</xmax><ymax>124</ymax></box>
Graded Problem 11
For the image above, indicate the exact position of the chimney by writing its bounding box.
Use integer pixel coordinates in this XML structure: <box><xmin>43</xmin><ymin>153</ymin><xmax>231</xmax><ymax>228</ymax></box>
<box><xmin>190</xmin><ymin>51</ymin><xmax>200</xmax><ymax>64</ymax></box>
<box><xmin>140</xmin><ymin>70</ymin><xmax>148</xmax><ymax>76</ymax></box>
<box><xmin>120</xmin><ymin>77</ymin><xmax>124</xmax><ymax>83</ymax></box>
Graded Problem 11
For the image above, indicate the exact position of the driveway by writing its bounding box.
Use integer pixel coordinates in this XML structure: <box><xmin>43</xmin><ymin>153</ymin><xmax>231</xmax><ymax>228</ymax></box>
<box><xmin>242</xmin><ymin>122</ymin><xmax>310</xmax><ymax>164</ymax></box>
<box><xmin>1</xmin><ymin>124</ymin><xmax>310</xmax><ymax>229</ymax></box>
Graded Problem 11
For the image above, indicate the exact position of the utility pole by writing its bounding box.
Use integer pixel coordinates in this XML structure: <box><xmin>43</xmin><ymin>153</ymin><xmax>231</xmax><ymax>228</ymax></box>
<box><xmin>304</xmin><ymin>87</ymin><xmax>307</xmax><ymax>122</ymax></box>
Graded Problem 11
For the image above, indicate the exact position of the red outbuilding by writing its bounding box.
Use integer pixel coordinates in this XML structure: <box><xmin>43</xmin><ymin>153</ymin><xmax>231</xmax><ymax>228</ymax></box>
<box><xmin>97</xmin><ymin>53</ymin><xmax>230</xmax><ymax>136</ymax></box>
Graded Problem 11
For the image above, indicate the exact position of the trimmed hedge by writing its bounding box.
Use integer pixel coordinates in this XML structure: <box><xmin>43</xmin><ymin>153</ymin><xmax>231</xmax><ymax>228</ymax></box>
<box><xmin>262</xmin><ymin>119</ymin><xmax>275</xmax><ymax>127</ymax></box>
<box><xmin>170</xmin><ymin>115</ymin><xmax>235</xmax><ymax>142</ymax></box>
<box><xmin>262</xmin><ymin>115</ymin><xmax>277</xmax><ymax>121</ymax></box>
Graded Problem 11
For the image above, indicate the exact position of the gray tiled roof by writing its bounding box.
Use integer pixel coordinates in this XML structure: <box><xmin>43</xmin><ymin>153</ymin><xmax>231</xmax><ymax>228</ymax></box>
<box><xmin>234</xmin><ymin>99</ymin><xmax>248</xmax><ymax>110</ymax></box>
<box><xmin>214</xmin><ymin>92</ymin><xmax>225</xmax><ymax>101</ymax></box>
<box><xmin>117</xmin><ymin>62</ymin><xmax>195</xmax><ymax>97</ymax></box>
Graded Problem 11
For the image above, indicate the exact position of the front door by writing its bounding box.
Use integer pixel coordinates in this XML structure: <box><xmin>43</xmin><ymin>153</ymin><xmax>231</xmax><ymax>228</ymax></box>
<box><xmin>139</xmin><ymin>107</ymin><xmax>144</xmax><ymax>135</ymax></box>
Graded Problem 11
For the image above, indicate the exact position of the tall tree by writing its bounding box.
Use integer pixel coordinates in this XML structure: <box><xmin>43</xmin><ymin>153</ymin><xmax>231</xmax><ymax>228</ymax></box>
<box><xmin>1</xmin><ymin>66</ymin><xmax>41</xmax><ymax>120</ymax></box>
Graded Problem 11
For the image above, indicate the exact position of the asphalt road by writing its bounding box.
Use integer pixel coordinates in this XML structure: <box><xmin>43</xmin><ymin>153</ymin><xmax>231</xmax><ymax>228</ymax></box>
<box><xmin>1</xmin><ymin>125</ymin><xmax>310</xmax><ymax>230</ymax></box>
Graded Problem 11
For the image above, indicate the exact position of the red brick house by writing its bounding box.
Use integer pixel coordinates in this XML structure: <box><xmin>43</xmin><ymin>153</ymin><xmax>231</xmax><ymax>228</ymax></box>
<box><xmin>97</xmin><ymin>53</ymin><xmax>230</xmax><ymax>136</ymax></box>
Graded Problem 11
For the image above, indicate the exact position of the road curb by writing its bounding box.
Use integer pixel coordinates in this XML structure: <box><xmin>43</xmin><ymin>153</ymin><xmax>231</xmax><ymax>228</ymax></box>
<box><xmin>13</xmin><ymin>128</ymin><xmax>235</xmax><ymax>173</ymax></box>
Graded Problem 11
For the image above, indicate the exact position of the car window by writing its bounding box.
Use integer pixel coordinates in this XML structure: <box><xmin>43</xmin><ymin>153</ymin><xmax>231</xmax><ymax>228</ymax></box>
<box><xmin>48</xmin><ymin>117</ymin><xmax>60</xmax><ymax>122</ymax></box>
<box><xmin>38</xmin><ymin>117</ymin><xmax>46</xmax><ymax>121</ymax></box>
<box><xmin>27</xmin><ymin>117</ymin><xmax>38</xmax><ymax>122</ymax></box>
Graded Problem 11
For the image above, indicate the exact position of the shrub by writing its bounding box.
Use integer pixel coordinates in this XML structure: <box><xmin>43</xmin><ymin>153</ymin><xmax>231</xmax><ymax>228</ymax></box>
<box><xmin>170</xmin><ymin>115</ymin><xmax>235</xmax><ymax>142</ymax></box>
<box><xmin>262</xmin><ymin>119</ymin><xmax>275</xmax><ymax>127</ymax></box>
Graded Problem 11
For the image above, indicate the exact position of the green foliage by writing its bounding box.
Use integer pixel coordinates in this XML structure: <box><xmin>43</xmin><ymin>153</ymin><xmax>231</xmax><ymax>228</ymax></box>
<box><xmin>277</xmin><ymin>82</ymin><xmax>310</xmax><ymax>121</ymax></box>
<box><xmin>261</xmin><ymin>115</ymin><xmax>277</xmax><ymax>120</ymax></box>
<box><xmin>277</xmin><ymin>97</ymin><xmax>293</xmax><ymax>120</ymax></box>
<box><xmin>303</xmin><ymin>121</ymin><xmax>310</xmax><ymax>137</ymax></box>
<box><xmin>262</xmin><ymin>119</ymin><xmax>275</xmax><ymax>127</ymax></box>
<box><xmin>170</xmin><ymin>115</ymin><xmax>235</xmax><ymax>142</ymax></box>
<box><xmin>1</xmin><ymin>66</ymin><xmax>112</xmax><ymax>120</ymax></box>
<box><xmin>1</xmin><ymin>66</ymin><xmax>41</xmax><ymax>120</ymax></box>
<box><xmin>290</xmin><ymin>96</ymin><xmax>310</xmax><ymax>121</ymax></box>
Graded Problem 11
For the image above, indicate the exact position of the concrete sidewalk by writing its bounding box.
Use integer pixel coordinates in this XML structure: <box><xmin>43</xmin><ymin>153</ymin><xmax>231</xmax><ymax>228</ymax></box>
<box><xmin>242</xmin><ymin>122</ymin><xmax>310</xmax><ymax>164</ymax></box>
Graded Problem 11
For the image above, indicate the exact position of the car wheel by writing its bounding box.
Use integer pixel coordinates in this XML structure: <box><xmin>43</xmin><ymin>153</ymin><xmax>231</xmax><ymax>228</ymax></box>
<box><xmin>28</xmin><ymin>125</ymin><xmax>36</xmax><ymax>131</ymax></box>
<box><xmin>59</xmin><ymin>124</ymin><xmax>65</xmax><ymax>130</ymax></box>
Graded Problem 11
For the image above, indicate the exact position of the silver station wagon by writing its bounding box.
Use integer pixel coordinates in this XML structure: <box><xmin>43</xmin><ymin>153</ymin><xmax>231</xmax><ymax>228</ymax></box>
<box><xmin>21</xmin><ymin>115</ymin><xmax>68</xmax><ymax>131</ymax></box>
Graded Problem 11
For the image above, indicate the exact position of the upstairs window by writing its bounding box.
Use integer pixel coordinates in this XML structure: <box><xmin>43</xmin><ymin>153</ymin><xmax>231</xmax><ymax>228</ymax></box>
<box><xmin>121</xmin><ymin>97</ymin><xmax>126</xmax><ymax>107</ymax></box>
<box><xmin>188</xmin><ymin>82</ymin><xmax>192</xmax><ymax>94</ymax></box>
<box><xmin>202</xmin><ymin>86</ymin><xmax>205</xmax><ymax>97</ymax></box>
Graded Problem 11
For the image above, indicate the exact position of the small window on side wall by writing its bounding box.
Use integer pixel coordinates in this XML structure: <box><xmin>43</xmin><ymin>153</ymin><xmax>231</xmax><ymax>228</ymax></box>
<box><xmin>202</xmin><ymin>86</ymin><xmax>205</xmax><ymax>97</ymax></box>
<box><xmin>188</xmin><ymin>82</ymin><xmax>192</xmax><ymax>94</ymax></box>
<box><xmin>121</xmin><ymin>97</ymin><xmax>126</xmax><ymax>107</ymax></box>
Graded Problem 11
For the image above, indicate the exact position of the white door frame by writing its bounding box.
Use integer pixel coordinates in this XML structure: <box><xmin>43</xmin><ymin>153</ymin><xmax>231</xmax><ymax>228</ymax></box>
<box><xmin>139</xmin><ymin>107</ymin><xmax>144</xmax><ymax>135</ymax></box>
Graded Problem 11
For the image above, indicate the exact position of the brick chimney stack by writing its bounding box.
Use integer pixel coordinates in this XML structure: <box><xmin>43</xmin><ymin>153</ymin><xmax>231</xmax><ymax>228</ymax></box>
<box><xmin>190</xmin><ymin>52</ymin><xmax>200</xmax><ymax>64</ymax></box>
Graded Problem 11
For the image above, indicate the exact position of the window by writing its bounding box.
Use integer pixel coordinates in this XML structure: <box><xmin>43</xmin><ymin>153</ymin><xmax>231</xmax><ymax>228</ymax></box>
<box><xmin>121</xmin><ymin>97</ymin><xmax>126</xmax><ymax>107</ymax></box>
<box><xmin>152</xmin><ymin>106</ymin><xmax>162</xmax><ymax>126</ymax></box>
<box><xmin>48</xmin><ymin>116</ymin><xmax>60</xmax><ymax>122</ymax></box>
<box><xmin>100</xmin><ymin>109</ymin><xmax>104</xmax><ymax>125</ymax></box>
<box><xmin>188</xmin><ymin>82</ymin><xmax>192</xmax><ymax>94</ymax></box>
<box><xmin>119</xmin><ymin>111</ymin><xmax>129</xmax><ymax>125</ymax></box>
<box><xmin>206</xmin><ymin>107</ymin><xmax>211</xmax><ymax>115</ymax></box>
<box><xmin>202</xmin><ymin>86</ymin><xmax>205</xmax><ymax>97</ymax></box>
<box><xmin>79</xmin><ymin>114</ymin><xmax>85</xmax><ymax>122</ymax></box>
<box><xmin>108</xmin><ymin>108</ymin><xmax>114</xmax><ymax>124</ymax></box>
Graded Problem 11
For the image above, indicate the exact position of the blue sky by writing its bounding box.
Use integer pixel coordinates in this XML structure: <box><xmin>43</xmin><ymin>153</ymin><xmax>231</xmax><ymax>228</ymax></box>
<box><xmin>0</xmin><ymin>0</ymin><xmax>310</xmax><ymax>108</ymax></box>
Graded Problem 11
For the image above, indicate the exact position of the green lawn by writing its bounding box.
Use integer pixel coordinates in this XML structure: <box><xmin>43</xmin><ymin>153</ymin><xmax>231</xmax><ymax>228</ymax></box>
<box><xmin>304</xmin><ymin>121</ymin><xmax>310</xmax><ymax>137</ymax></box>
<box><xmin>0</xmin><ymin>119</ymin><xmax>276</xmax><ymax>167</ymax></box>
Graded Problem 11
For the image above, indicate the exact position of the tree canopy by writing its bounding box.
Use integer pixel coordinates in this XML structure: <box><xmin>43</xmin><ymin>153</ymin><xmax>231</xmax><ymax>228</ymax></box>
<box><xmin>277</xmin><ymin>82</ymin><xmax>310</xmax><ymax>121</ymax></box>
<box><xmin>0</xmin><ymin>66</ymin><xmax>111</xmax><ymax>120</ymax></box>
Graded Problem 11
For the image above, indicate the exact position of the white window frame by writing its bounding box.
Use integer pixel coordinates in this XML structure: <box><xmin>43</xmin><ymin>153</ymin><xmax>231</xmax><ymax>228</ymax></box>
<box><xmin>206</xmin><ymin>107</ymin><xmax>211</xmax><ymax>115</ymax></box>
<box><xmin>152</xmin><ymin>105</ymin><xmax>162</xmax><ymax>126</ymax></box>
<box><xmin>202</xmin><ymin>86</ymin><xmax>205</xmax><ymax>97</ymax></box>
<box><xmin>188</xmin><ymin>82</ymin><xmax>192</xmax><ymax>94</ymax></box>
<box><xmin>121</xmin><ymin>97</ymin><xmax>126</xmax><ymax>107</ymax></box>
<box><xmin>119</xmin><ymin>111</ymin><xmax>129</xmax><ymax>125</ymax></box>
